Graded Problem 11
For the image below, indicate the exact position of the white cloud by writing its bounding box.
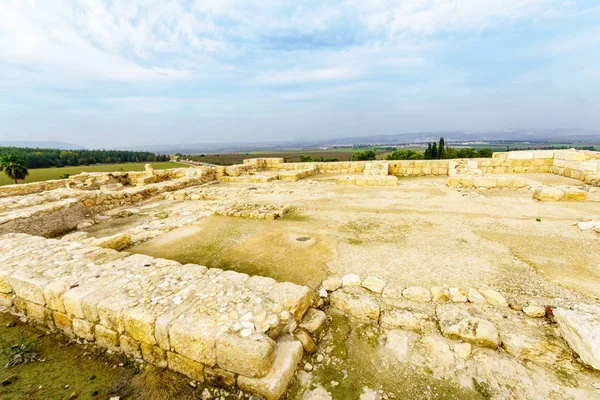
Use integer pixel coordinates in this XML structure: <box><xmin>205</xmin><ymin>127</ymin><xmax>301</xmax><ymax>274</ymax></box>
<box><xmin>255</xmin><ymin>67</ymin><xmax>361</xmax><ymax>85</ymax></box>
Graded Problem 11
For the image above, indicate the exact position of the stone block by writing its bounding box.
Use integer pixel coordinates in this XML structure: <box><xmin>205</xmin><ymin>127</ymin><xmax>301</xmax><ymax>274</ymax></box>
<box><xmin>361</xmin><ymin>276</ymin><xmax>386</xmax><ymax>294</ymax></box>
<box><xmin>554</xmin><ymin>307</ymin><xmax>600</xmax><ymax>370</ymax></box>
<box><xmin>508</xmin><ymin>151</ymin><xmax>534</xmax><ymax>160</ymax></box>
<box><xmin>43</xmin><ymin>281</ymin><xmax>69</xmax><ymax>312</ymax></box>
<box><xmin>25</xmin><ymin>301</ymin><xmax>54</xmax><ymax>329</ymax></box>
<box><xmin>204</xmin><ymin>366</ymin><xmax>237</xmax><ymax>388</ymax></box>
<box><xmin>93</xmin><ymin>233</ymin><xmax>132</xmax><ymax>251</ymax></box>
<box><xmin>299</xmin><ymin>308</ymin><xmax>327</xmax><ymax>336</ymax></box>
<box><xmin>402</xmin><ymin>286</ymin><xmax>431</xmax><ymax>302</ymax></box>
<box><xmin>271</xmin><ymin>282</ymin><xmax>311</xmax><ymax>320</ymax></box>
<box><xmin>141</xmin><ymin>343</ymin><xmax>168</xmax><ymax>368</ymax></box>
<box><xmin>167</xmin><ymin>352</ymin><xmax>205</xmax><ymax>381</ymax></box>
<box><xmin>562</xmin><ymin>189</ymin><xmax>587</xmax><ymax>202</ymax></box>
<box><xmin>53</xmin><ymin>311</ymin><xmax>74</xmax><ymax>336</ymax></box>
<box><xmin>474</xmin><ymin>178</ymin><xmax>496</xmax><ymax>188</ymax></box>
<box><xmin>237</xmin><ymin>337</ymin><xmax>303</xmax><ymax>400</ymax></box>
<box><xmin>123</xmin><ymin>307</ymin><xmax>157</xmax><ymax>345</ymax></box>
<box><xmin>8</xmin><ymin>272</ymin><xmax>48</xmax><ymax>305</ymax></box>
<box><xmin>216</xmin><ymin>333</ymin><xmax>275</xmax><ymax>378</ymax></box>
<box><xmin>169</xmin><ymin>315</ymin><xmax>218</xmax><ymax>366</ymax></box>
<box><xmin>329</xmin><ymin>287</ymin><xmax>380</xmax><ymax>323</ymax></box>
<box><xmin>95</xmin><ymin>324</ymin><xmax>120</xmax><ymax>351</ymax></box>
<box><xmin>533</xmin><ymin>187</ymin><xmax>564</xmax><ymax>202</ymax></box>
<box><xmin>119</xmin><ymin>335</ymin><xmax>142</xmax><ymax>359</ymax></box>
<box><xmin>380</xmin><ymin>309</ymin><xmax>429</xmax><ymax>333</ymax></box>
<box><xmin>0</xmin><ymin>293</ymin><xmax>13</xmax><ymax>309</ymax></box>
<box><xmin>73</xmin><ymin>318</ymin><xmax>95</xmax><ymax>341</ymax></box>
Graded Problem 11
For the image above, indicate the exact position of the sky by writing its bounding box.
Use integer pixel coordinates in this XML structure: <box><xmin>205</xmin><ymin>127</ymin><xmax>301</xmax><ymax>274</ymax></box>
<box><xmin>0</xmin><ymin>0</ymin><xmax>599</xmax><ymax>148</ymax></box>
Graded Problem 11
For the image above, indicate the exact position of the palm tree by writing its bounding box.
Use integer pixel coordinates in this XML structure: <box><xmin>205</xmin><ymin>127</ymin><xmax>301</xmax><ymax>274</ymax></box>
<box><xmin>0</xmin><ymin>153</ymin><xmax>29</xmax><ymax>184</ymax></box>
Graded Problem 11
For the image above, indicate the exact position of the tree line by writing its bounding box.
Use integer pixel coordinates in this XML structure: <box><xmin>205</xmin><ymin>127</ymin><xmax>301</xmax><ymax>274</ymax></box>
<box><xmin>386</xmin><ymin>137</ymin><xmax>493</xmax><ymax>160</ymax></box>
<box><xmin>0</xmin><ymin>147</ymin><xmax>169</xmax><ymax>169</ymax></box>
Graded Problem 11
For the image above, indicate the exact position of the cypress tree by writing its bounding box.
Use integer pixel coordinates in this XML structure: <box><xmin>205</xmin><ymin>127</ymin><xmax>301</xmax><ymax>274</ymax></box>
<box><xmin>425</xmin><ymin>143</ymin><xmax>432</xmax><ymax>159</ymax></box>
<box><xmin>432</xmin><ymin>142</ymin><xmax>438</xmax><ymax>159</ymax></box>
<box><xmin>438</xmin><ymin>137</ymin><xmax>445</xmax><ymax>159</ymax></box>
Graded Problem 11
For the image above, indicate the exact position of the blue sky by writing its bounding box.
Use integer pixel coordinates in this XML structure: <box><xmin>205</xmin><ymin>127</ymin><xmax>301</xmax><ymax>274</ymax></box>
<box><xmin>0</xmin><ymin>0</ymin><xmax>599</xmax><ymax>148</ymax></box>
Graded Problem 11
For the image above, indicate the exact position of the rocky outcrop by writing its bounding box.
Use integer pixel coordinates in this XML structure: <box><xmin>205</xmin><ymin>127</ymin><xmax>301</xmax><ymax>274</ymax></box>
<box><xmin>554</xmin><ymin>306</ymin><xmax>600</xmax><ymax>370</ymax></box>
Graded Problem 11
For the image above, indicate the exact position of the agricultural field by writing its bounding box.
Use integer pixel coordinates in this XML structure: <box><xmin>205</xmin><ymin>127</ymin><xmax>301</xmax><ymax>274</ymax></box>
<box><xmin>185</xmin><ymin>148</ymin><xmax>393</xmax><ymax>165</ymax></box>
<box><xmin>0</xmin><ymin>162</ymin><xmax>187</xmax><ymax>186</ymax></box>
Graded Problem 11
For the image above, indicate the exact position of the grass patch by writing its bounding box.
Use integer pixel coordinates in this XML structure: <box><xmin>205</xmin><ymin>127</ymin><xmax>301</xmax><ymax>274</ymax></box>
<box><xmin>0</xmin><ymin>337</ymin><xmax>40</xmax><ymax>367</ymax></box>
<box><xmin>0</xmin><ymin>162</ymin><xmax>188</xmax><ymax>186</ymax></box>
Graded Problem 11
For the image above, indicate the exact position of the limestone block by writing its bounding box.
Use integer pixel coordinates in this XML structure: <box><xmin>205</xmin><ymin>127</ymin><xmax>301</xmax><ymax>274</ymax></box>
<box><xmin>442</xmin><ymin>316</ymin><xmax>500</xmax><ymax>349</ymax></box>
<box><xmin>96</xmin><ymin>293</ymin><xmax>134</xmax><ymax>333</ymax></box>
<box><xmin>8</xmin><ymin>272</ymin><xmax>49</xmax><ymax>305</ymax></box>
<box><xmin>453</xmin><ymin>343</ymin><xmax>472</xmax><ymax>361</ymax></box>
<box><xmin>120</xmin><ymin>335</ymin><xmax>142</xmax><ymax>359</ymax></box>
<box><xmin>123</xmin><ymin>307</ymin><xmax>157</xmax><ymax>345</ymax></box>
<box><xmin>380</xmin><ymin>309</ymin><xmax>429</xmax><ymax>333</ymax></box>
<box><xmin>553</xmin><ymin>307</ymin><xmax>600</xmax><ymax>370</ymax></box>
<box><xmin>294</xmin><ymin>329</ymin><xmax>317</xmax><ymax>354</ymax></box>
<box><xmin>216</xmin><ymin>333</ymin><xmax>275</xmax><ymax>378</ymax></box>
<box><xmin>167</xmin><ymin>352</ymin><xmax>205</xmax><ymax>381</ymax></box>
<box><xmin>562</xmin><ymin>188</ymin><xmax>587</xmax><ymax>202</ymax></box>
<box><xmin>93</xmin><ymin>233</ymin><xmax>132</xmax><ymax>251</ymax></box>
<box><xmin>237</xmin><ymin>337</ymin><xmax>303</xmax><ymax>400</ymax></box>
<box><xmin>500</xmin><ymin>332</ymin><xmax>568</xmax><ymax>365</ymax></box>
<box><xmin>0</xmin><ymin>270</ymin><xmax>13</xmax><ymax>294</ymax></box>
<box><xmin>95</xmin><ymin>324</ymin><xmax>120</xmax><ymax>351</ymax></box>
<box><xmin>361</xmin><ymin>276</ymin><xmax>386</xmax><ymax>294</ymax></box>
<box><xmin>169</xmin><ymin>315</ymin><xmax>218</xmax><ymax>366</ymax></box>
<box><xmin>53</xmin><ymin>311</ymin><xmax>74</xmax><ymax>336</ymax></box>
<box><xmin>402</xmin><ymin>286</ymin><xmax>431</xmax><ymax>302</ymax></box>
<box><xmin>533</xmin><ymin>187</ymin><xmax>564</xmax><ymax>202</ymax></box>
<box><xmin>25</xmin><ymin>301</ymin><xmax>54</xmax><ymax>328</ymax></box>
<box><xmin>478</xmin><ymin>289</ymin><xmax>507</xmax><ymax>307</ymax></box>
<box><xmin>384</xmin><ymin>330</ymin><xmax>420</xmax><ymax>361</ymax></box>
<box><xmin>73</xmin><ymin>318</ymin><xmax>95</xmax><ymax>341</ymax></box>
<box><xmin>299</xmin><ymin>308</ymin><xmax>327</xmax><ymax>336</ymax></box>
<box><xmin>141</xmin><ymin>343</ymin><xmax>168</xmax><ymax>368</ymax></box>
<box><xmin>508</xmin><ymin>151</ymin><xmax>534</xmax><ymax>160</ymax></box>
<box><xmin>0</xmin><ymin>293</ymin><xmax>13</xmax><ymax>309</ymax></box>
<box><xmin>382</xmin><ymin>284</ymin><xmax>403</xmax><ymax>300</ymax></box>
<box><xmin>322</xmin><ymin>277</ymin><xmax>342</xmax><ymax>292</ymax></box>
<box><xmin>341</xmin><ymin>274</ymin><xmax>361</xmax><ymax>287</ymax></box>
<box><xmin>271</xmin><ymin>282</ymin><xmax>311</xmax><ymax>320</ymax></box>
<box><xmin>204</xmin><ymin>366</ymin><xmax>237</xmax><ymax>388</ymax></box>
<box><xmin>522</xmin><ymin>305</ymin><xmax>545</xmax><ymax>318</ymax></box>
<box><xmin>329</xmin><ymin>287</ymin><xmax>380</xmax><ymax>323</ymax></box>
<box><xmin>43</xmin><ymin>281</ymin><xmax>69</xmax><ymax>312</ymax></box>
<box><xmin>474</xmin><ymin>178</ymin><xmax>496</xmax><ymax>188</ymax></box>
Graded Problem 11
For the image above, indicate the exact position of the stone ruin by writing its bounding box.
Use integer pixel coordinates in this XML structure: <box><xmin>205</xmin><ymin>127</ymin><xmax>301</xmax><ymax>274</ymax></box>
<box><xmin>0</xmin><ymin>150</ymin><xmax>599</xmax><ymax>399</ymax></box>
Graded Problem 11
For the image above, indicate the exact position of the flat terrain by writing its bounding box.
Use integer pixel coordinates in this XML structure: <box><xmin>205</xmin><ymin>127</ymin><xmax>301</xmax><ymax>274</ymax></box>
<box><xmin>0</xmin><ymin>162</ymin><xmax>187</xmax><ymax>186</ymax></box>
<box><xmin>186</xmin><ymin>149</ymin><xmax>392</xmax><ymax>165</ymax></box>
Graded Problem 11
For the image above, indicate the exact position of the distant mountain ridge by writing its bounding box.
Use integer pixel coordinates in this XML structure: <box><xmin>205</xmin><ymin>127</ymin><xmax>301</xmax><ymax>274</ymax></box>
<box><xmin>0</xmin><ymin>141</ymin><xmax>85</xmax><ymax>150</ymax></box>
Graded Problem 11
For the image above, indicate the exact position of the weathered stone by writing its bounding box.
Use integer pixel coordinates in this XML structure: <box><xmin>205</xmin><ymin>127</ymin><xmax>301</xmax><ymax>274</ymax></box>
<box><xmin>341</xmin><ymin>274</ymin><xmax>361</xmax><ymax>287</ymax></box>
<box><xmin>53</xmin><ymin>311</ymin><xmax>74</xmax><ymax>336</ymax></box>
<box><xmin>167</xmin><ymin>352</ymin><xmax>205</xmax><ymax>381</ymax></box>
<box><xmin>479</xmin><ymin>289</ymin><xmax>507</xmax><ymax>307</ymax></box>
<box><xmin>380</xmin><ymin>309</ymin><xmax>429</xmax><ymax>333</ymax></box>
<box><xmin>141</xmin><ymin>343</ymin><xmax>168</xmax><ymax>368</ymax></box>
<box><xmin>204</xmin><ymin>366</ymin><xmax>236</xmax><ymax>388</ymax></box>
<box><xmin>500</xmin><ymin>332</ymin><xmax>568</xmax><ymax>365</ymax></box>
<box><xmin>95</xmin><ymin>325</ymin><xmax>120</xmax><ymax>351</ymax></box>
<box><xmin>522</xmin><ymin>305</ymin><xmax>545</xmax><ymax>318</ymax></box>
<box><xmin>119</xmin><ymin>335</ymin><xmax>142</xmax><ymax>359</ymax></box>
<box><xmin>216</xmin><ymin>333</ymin><xmax>275</xmax><ymax>378</ymax></box>
<box><xmin>61</xmin><ymin>231</ymin><xmax>90</xmax><ymax>242</ymax></box>
<box><xmin>416</xmin><ymin>336</ymin><xmax>455</xmax><ymax>369</ymax></box>
<box><xmin>72</xmin><ymin>318</ymin><xmax>95</xmax><ymax>341</ymax></box>
<box><xmin>361</xmin><ymin>276</ymin><xmax>385</xmax><ymax>294</ymax></box>
<box><xmin>299</xmin><ymin>308</ymin><xmax>326</xmax><ymax>336</ymax></box>
<box><xmin>443</xmin><ymin>317</ymin><xmax>500</xmax><ymax>349</ymax></box>
<box><xmin>294</xmin><ymin>329</ymin><xmax>317</xmax><ymax>354</ymax></box>
<box><xmin>271</xmin><ymin>282</ymin><xmax>311</xmax><ymax>320</ymax></box>
<box><xmin>430</xmin><ymin>287</ymin><xmax>449</xmax><ymax>302</ymax></box>
<box><xmin>8</xmin><ymin>272</ymin><xmax>48</xmax><ymax>305</ymax></box>
<box><xmin>449</xmin><ymin>287</ymin><xmax>468</xmax><ymax>303</ymax></box>
<box><xmin>467</xmin><ymin>288</ymin><xmax>486</xmax><ymax>304</ymax></box>
<box><xmin>402</xmin><ymin>286</ymin><xmax>431</xmax><ymax>302</ymax></box>
<box><xmin>329</xmin><ymin>287</ymin><xmax>380</xmax><ymax>323</ymax></box>
<box><xmin>123</xmin><ymin>307</ymin><xmax>156</xmax><ymax>345</ymax></box>
<box><xmin>93</xmin><ymin>233</ymin><xmax>132</xmax><ymax>251</ymax></box>
<box><xmin>321</xmin><ymin>278</ymin><xmax>342</xmax><ymax>292</ymax></box>
<box><xmin>533</xmin><ymin>187</ymin><xmax>564</xmax><ymax>202</ymax></box>
<box><xmin>553</xmin><ymin>307</ymin><xmax>600</xmax><ymax>370</ymax></box>
<box><xmin>562</xmin><ymin>188</ymin><xmax>587</xmax><ymax>202</ymax></box>
<box><xmin>237</xmin><ymin>337</ymin><xmax>303</xmax><ymax>400</ymax></box>
<box><xmin>43</xmin><ymin>281</ymin><xmax>69</xmax><ymax>313</ymax></box>
<box><xmin>382</xmin><ymin>284</ymin><xmax>403</xmax><ymax>300</ymax></box>
<box><xmin>169</xmin><ymin>315</ymin><xmax>218</xmax><ymax>366</ymax></box>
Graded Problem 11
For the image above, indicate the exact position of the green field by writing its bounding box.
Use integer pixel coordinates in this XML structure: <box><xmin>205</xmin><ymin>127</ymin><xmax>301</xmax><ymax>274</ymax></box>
<box><xmin>0</xmin><ymin>162</ymin><xmax>188</xmax><ymax>186</ymax></box>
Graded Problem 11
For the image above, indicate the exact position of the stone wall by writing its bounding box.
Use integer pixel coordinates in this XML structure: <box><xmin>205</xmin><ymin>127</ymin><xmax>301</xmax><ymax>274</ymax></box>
<box><xmin>0</xmin><ymin>233</ymin><xmax>311</xmax><ymax>399</ymax></box>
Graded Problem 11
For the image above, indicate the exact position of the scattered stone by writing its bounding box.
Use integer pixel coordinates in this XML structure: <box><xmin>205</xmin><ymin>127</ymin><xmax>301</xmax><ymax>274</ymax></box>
<box><xmin>449</xmin><ymin>287</ymin><xmax>468</xmax><ymax>303</ymax></box>
<box><xmin>381</xmin><ymin>284</ymin><xmax>403</xmax><ymax>300</ymax></box>
<box><xmin>302</xmin><ymin>385</ymin><xmax>332</xmax><ymax>400</ymax></box>
<box><xmin>294</xmin><ymin>329</ymin><xmax>317</xmax><ymax>354</ymax></box>
<box><xmin>553</xmin><ymin>306</ymin><xmax>600</xmax><ymax>370</ymax></box>
<box><xmin>402</xmin><ymin>286</ymin><xmax>431</xmax><ymax>302</ymax></box>
<box><xmin>479</xmin><ymin>289</ymin><xmax>508</xmax><ymax>307</ymax></box>
<box><xmin>303</xmin><ymin>363</ymin><xmax>313</xmax><ymax>372</ymax></box>
<box><xmin>361</xmin><ymin>276</ymin><xmax>385</xmax><ymax>294</ymax></box>
<box><xmin>577</xmin><ymin>221</ymin><xmax>599</xmax><ymax>230</ymax></box>
<box><xmin>316</xmin><ymin>354</ymin><xmax>324</xmax><ymax>363</ymax></box>
<box><xmin>299</xmin><ymin>308</ymin><xmax>327</xmax><ymax>336</ymax></box>
<box><xmin>467</xmin><ymin>288</ymin><xmax>486</xmax><ymax>304</ymax></box>
<box><xmin>443</xmin><ymin>317</ymin><xmax>500</xmax><ymax>348</ymax></box>
<box><xmin>430</xmin><ymin>287</ymin><xmax>449</xmax><ymax>302</ymax></box>
<box><xmin>322</xmin><ymin>278</ymin><xmax>342</xmax><ymax>292</ymax></box>
<box><xmin>341</xmin><ymin>274</ymin><xmax>361</xmax><ymax>287</ymax></box>
<box><xmin>522</xmin><ymin>305</ymin><xmax>546</xmax><ymax>318</ymax></box>
<box><xmin>68</xmin><ymin>391</ymin><xmax>79</xmax><ymax>399</ymax></box>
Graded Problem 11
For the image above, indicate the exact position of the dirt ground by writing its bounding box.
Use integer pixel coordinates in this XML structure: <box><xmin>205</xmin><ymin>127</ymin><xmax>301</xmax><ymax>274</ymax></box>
<box><xmin>127</xmin><ymin>173</ymin><xmax>600</xmax><ymax>305</ymax></box>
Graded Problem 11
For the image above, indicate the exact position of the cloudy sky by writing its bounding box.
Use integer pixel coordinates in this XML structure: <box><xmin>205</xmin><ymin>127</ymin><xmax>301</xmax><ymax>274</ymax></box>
<box><xmin>1</xmin><ymin>0</ymin><xmax>599</xmax><ymax>148</ymax></box>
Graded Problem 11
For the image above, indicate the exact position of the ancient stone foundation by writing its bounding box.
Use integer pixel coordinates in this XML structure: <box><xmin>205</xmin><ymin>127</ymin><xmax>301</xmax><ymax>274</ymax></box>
<box><xmin>0</xmin><ymin>233</ymin><xmax>318</xmax><ymax>399</ymax></box>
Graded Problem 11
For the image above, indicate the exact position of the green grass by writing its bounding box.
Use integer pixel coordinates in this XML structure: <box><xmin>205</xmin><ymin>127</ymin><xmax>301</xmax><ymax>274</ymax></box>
<box><xmin>0</xmin><ymin>162</ymin><xmax>188</xmax><ymax>186</ymax></box>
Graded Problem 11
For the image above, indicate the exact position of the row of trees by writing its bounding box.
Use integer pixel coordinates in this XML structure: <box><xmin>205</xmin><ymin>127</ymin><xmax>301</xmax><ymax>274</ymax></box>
<box><xmin>423</xmin><ymin>137</ymin><xmax>493</xmax><ymax>160</ymax></box>
<box><xmin>0</xmin><ymin>147</ymin><xmax>169</xmax><ymax>169</ymax></box>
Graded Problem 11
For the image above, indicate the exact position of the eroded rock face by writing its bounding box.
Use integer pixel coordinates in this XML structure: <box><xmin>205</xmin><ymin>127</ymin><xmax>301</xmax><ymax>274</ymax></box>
<box><xmin>554</xmin><ymin>306</ymin><xmax>600</xmax><ymax>370</ymax></box>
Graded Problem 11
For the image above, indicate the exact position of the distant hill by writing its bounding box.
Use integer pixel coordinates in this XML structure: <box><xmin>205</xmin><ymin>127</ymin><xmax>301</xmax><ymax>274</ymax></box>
<box><xmin>121</xmin><ymin>129</ymin><xmax>600</xmax><ymax>154</ymax></box>
<box><xmin>0</xmin><ymin>141</ymin><xmax>85</xmax><ymax>150</ymax></box>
